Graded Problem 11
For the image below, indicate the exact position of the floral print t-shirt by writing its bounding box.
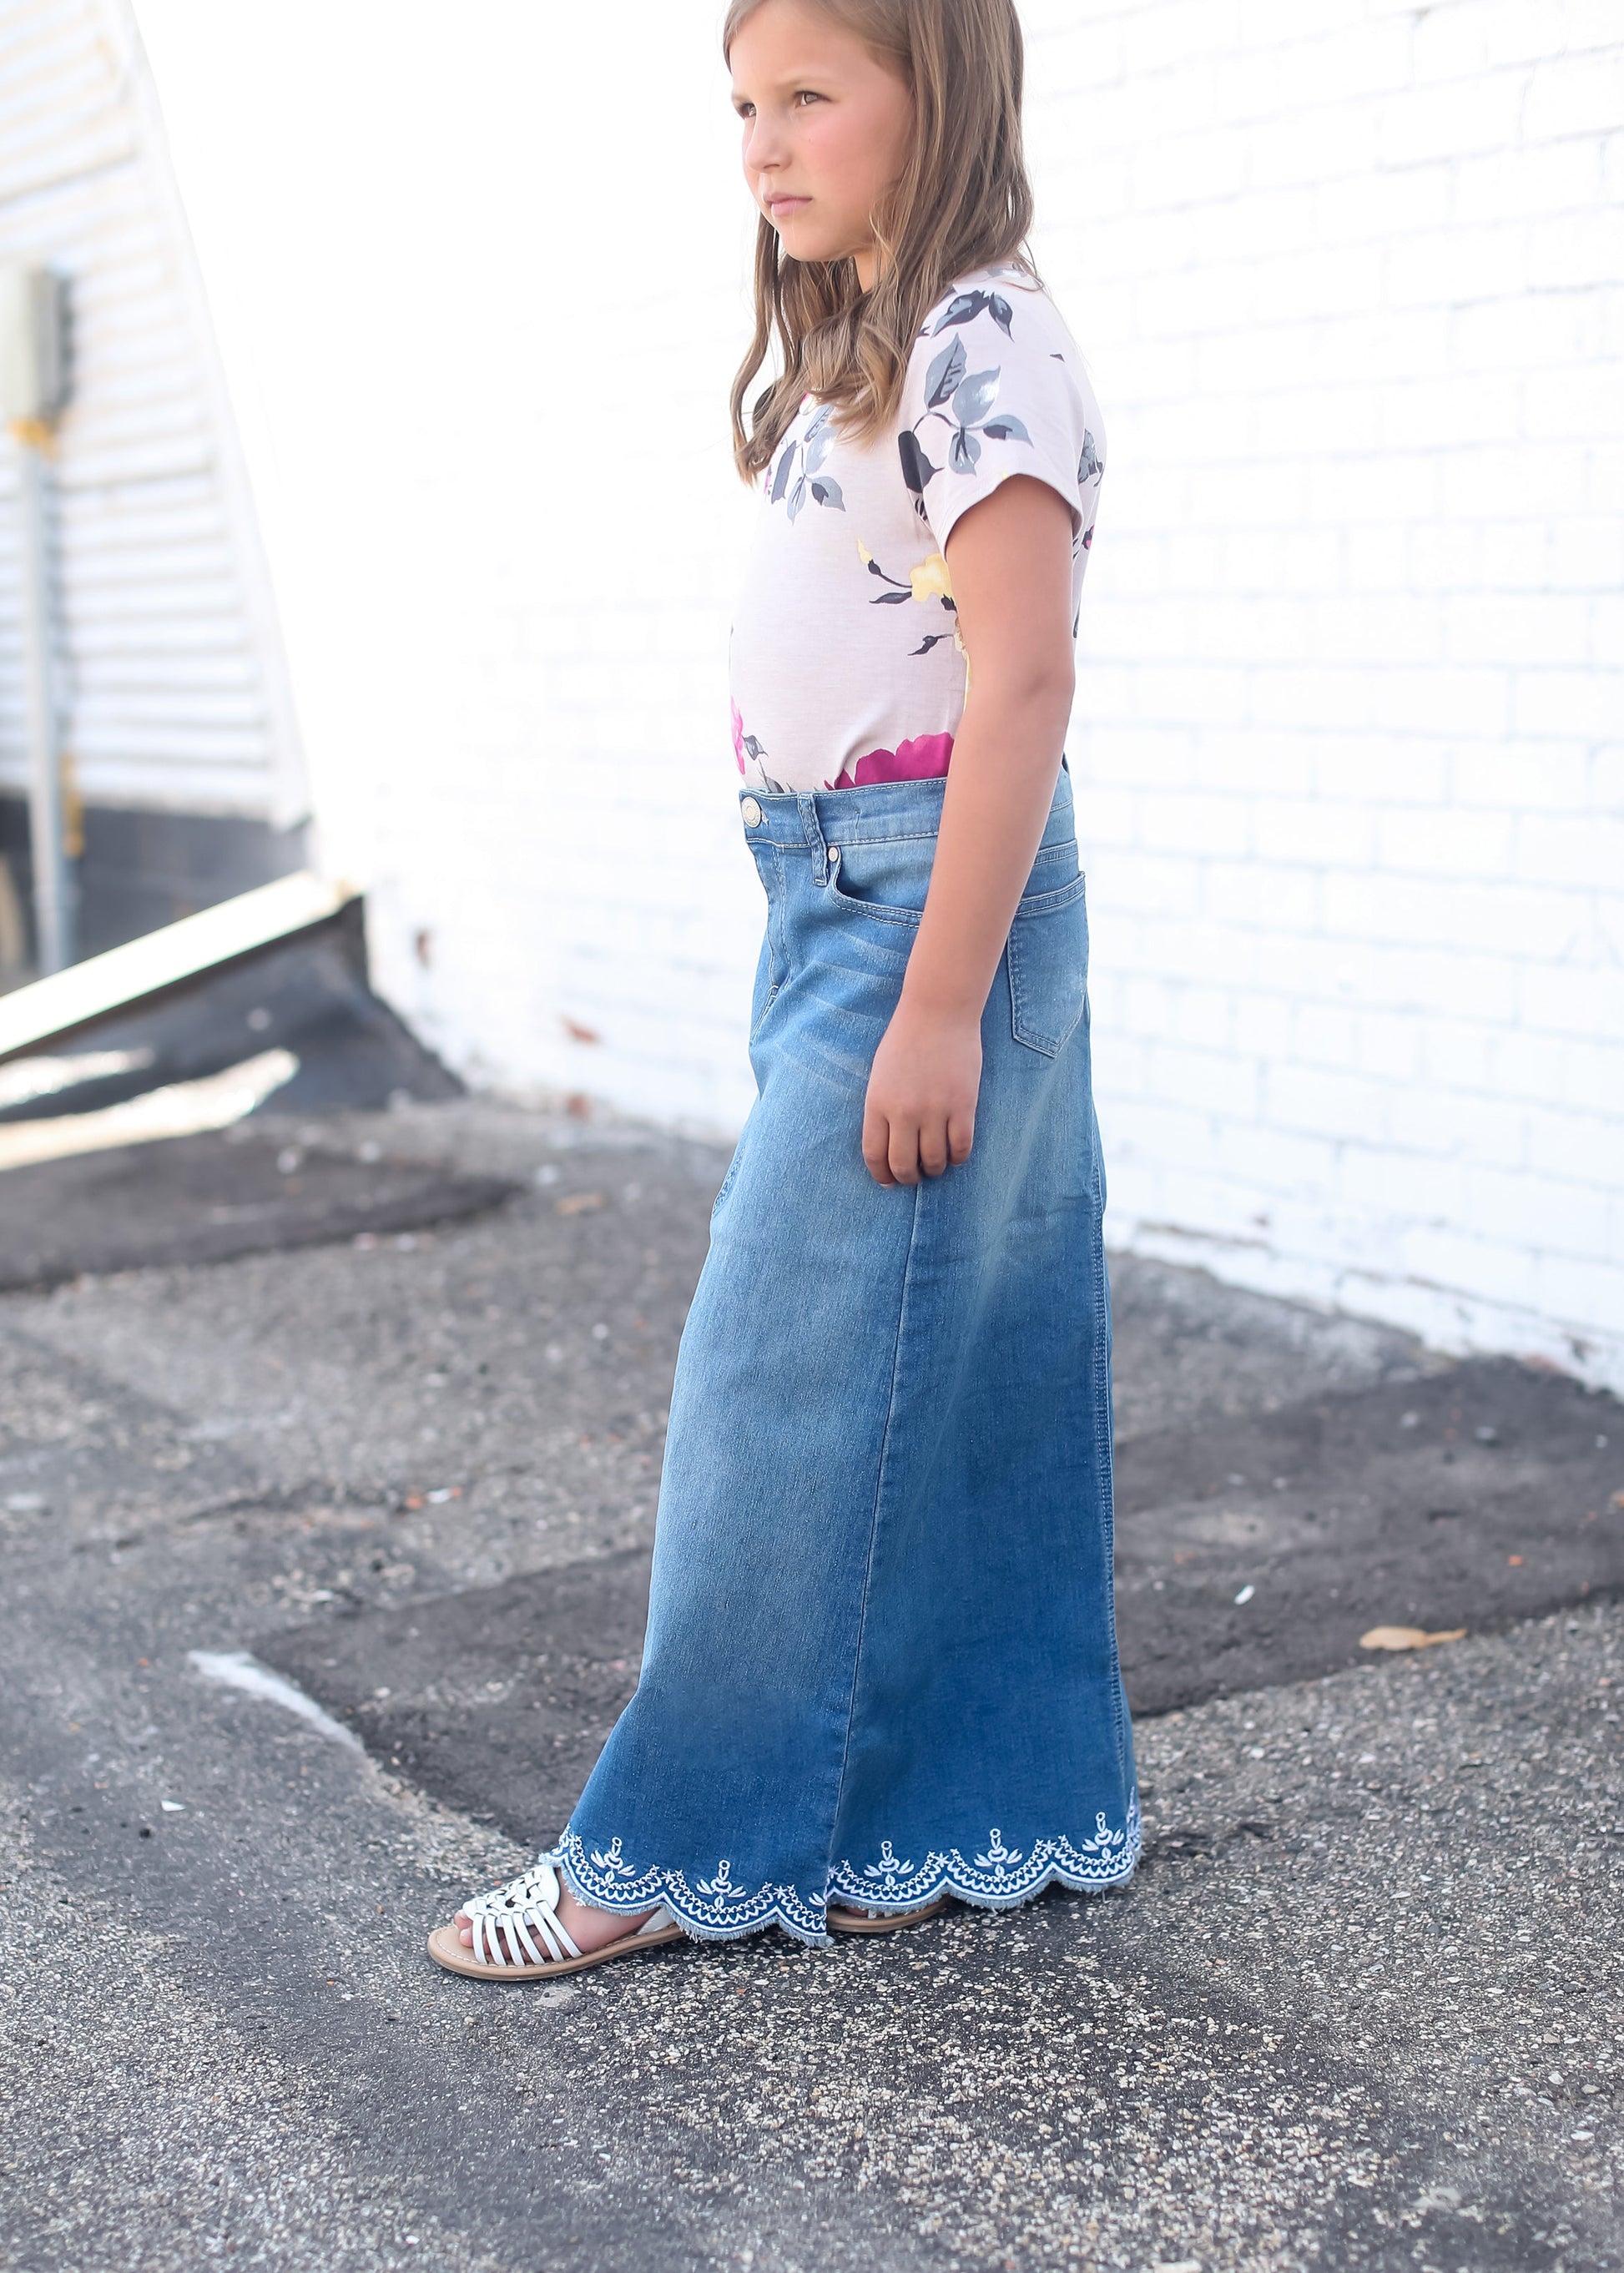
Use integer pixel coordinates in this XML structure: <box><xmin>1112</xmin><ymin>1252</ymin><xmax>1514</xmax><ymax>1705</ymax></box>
<box><xmin>729</xmin><ymin>264</ymin><xmax>1105</xmax><ymax>796</ymax></box>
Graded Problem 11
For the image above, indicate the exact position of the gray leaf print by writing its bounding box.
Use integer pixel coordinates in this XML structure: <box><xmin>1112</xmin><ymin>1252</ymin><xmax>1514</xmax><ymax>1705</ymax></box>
<box><xmin>897</xmin><ymin>430</ymin><xmax>937</xmax><ymax>497</ymax></box>
<box><xmin>930</xmin><ymin>290</ymin><xmax>986</xmax><ymax>335</ymax></box>
<box><xmin>1078</xmin><ymin>429</ymin><xmax>1104</xmax><ymax>483</ymax></box>
<box><xmin>786</xmin><ymin>476</ymin><xmax>807</xmax><ymax>521</ymax></box>
<box><xmin>951</xmin><ymin>368</ymin><xmax>1000</xmax><ymax>427</ymax></box>
<box><xmin>804</xmin><ymin>421</ymin><xmax>835</xmax><ymax>476</ymax></box>
<box><xmin>987</xmin><ymin>292</ymin><xmax>1014</xmax><ymax>335</ymax></box>
<box><xmin>925</xmin><ymin>336</ymin><xmax>966</xmax><ymax>409</ymax></box>
<box><xmin>949</xmin><ymin>427</ymin><xmax>982</xmax><ymax>475</ymax></box>
<box><xmin>981</xmin><ymin>415</ymin><xmax>1031</xmax><ymax>443</ymax></box>
<box><xmin>769</xmin><ymin>446</ymin><xmax>794</xmax><ymax>504</ymax></box>
<box><xmin>809</xmin><ymin>476</ymin><xmax>845</xmax><ymax>509</ymax></box>
<box><xmin>911</xmin><ymin>632</ymin><xmax>956</xmax><ymax>656</ymax></box>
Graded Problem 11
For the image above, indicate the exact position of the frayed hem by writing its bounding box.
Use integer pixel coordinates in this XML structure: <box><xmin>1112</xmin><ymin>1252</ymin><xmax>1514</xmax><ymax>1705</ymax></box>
<box><xmin>827</xmin><ymin>1856</ymin><xmax>1139</xmax><ymax>1919</ymax></box>
<box><xmin>544</xmin><ymin>1836</ymin><xmax>831</xmax><ymax>1948</ymax></box>
<box><xmin>923</xmin><ymin>1855</ymin><xmax>1138</xmax><ymax>1916</ymax></box>
<box><xmin>669</xmin><ymin>1910</ymin><xmax>830</xmax><ymax>1950</ymax></box>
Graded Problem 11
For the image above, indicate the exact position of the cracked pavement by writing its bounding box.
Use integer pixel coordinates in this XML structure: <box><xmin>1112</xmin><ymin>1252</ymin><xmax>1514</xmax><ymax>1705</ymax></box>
<box><xmin>1</xmin><ymin>1097</ymin><xmax>1620</xmax><ymax>2271</ymax></box>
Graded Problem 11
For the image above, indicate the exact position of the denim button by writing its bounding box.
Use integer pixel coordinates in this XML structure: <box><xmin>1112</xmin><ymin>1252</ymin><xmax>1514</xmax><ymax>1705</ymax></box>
<box><xmin>741</xmin><ymin>796</ymin><xmax>763</xmax><ymax>828</ymax></box>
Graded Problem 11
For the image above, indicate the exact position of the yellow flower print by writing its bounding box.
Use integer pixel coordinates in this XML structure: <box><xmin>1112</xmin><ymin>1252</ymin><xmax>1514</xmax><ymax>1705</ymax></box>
<box><xmin>909</xmin><ymin>552</ymin><xmax>953</xmax><ymax>603</ymax></box>
<box><xmin>860</xmin><ymin>539</ymin><xmax>962</xmax><ymax>661</ymax></box>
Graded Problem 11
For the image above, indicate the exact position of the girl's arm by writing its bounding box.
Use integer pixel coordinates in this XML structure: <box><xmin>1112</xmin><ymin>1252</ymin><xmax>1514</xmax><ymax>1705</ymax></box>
<box><xmin>861</xmin><ymin>474</ymin><xmax>1078</xmax><ymax>1187</ymax></box>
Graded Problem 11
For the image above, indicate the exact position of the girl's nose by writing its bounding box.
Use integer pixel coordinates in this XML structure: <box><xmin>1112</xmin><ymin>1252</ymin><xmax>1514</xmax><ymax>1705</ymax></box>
<box><xmin>742</xmin><ymin>113</ymin><xmax>786</xmax><ymax>177</ymax></box>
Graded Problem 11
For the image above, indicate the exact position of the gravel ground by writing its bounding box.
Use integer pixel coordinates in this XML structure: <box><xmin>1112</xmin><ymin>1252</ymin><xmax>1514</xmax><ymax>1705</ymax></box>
<box><xmin>1</xmin><ymin>1096</ymin><xmax>1619</xmax><ymax>2272</ymax></box>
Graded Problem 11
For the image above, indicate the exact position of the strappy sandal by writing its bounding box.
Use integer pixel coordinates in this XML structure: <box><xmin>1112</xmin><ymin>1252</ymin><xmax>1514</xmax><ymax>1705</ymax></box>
<box><xmin>426</xmin><ymin>1859</ymin><xmax>686</xmax><ymax>1981</ymax></box>
<box><xmin>827</xmin><ymin>1895</ymin><xmax>951</xmax><ymax>1936</ymax></box>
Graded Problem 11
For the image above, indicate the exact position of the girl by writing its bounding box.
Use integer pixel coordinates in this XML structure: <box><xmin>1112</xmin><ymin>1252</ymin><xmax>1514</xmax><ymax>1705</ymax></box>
<box><xmin>430</xmin><ymin>0</ymin><xmax>1136</xmax><ymax>1979</ymax></box>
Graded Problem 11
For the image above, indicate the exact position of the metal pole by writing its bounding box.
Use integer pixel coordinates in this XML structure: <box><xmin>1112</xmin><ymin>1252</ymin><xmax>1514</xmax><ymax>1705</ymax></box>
<box><xmin>13</xmin><ymin>426</ymin><xmax>72</xmax><ymax>974</ymax></box>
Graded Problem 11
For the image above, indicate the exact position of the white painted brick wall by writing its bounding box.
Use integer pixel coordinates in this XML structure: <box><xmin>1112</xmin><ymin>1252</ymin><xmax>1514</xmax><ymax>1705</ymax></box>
<box><xmin>130</xmin><ymin>0</ymin><xmax>1624</xmax><ymax>1388</ymax></box>
<box><xmin>1024</xmin><ymin>0</ymin><xmax>1624</xmax><ymax>1388</ymax></box>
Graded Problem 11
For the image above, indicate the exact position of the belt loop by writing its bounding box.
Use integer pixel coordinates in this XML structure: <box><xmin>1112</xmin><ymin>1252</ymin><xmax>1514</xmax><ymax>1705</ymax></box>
<box><xmin>797</xmin><ymin>793</ymin><xmax>829</xmax><ymax>885</ymax></box>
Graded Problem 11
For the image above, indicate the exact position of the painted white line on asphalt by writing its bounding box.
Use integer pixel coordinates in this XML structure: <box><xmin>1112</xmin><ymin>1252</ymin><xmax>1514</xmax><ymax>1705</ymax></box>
<box><xmin>188</xmin><ymin>1649</ymin><xmax>364</xmax><ymax>1752</ymax></box>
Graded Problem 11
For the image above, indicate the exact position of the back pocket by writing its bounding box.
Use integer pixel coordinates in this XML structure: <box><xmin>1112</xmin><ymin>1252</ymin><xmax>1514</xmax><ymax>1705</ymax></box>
<box><xmin>1006</xmin><ymin>869</ymin><xmax>1089</xmax><ymax>1056</ymax></box>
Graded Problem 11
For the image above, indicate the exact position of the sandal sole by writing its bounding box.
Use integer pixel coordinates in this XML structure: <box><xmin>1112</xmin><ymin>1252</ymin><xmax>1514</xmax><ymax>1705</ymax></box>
<box><xmin>426</xmin><ymin>1919</ymin><xmax>686</xmax><ymax>1981</ymax></box>
<box><xmin>826</xmin><ymin>1896</ymin><xmax>952</xmax><ymax>1936</ymax></box>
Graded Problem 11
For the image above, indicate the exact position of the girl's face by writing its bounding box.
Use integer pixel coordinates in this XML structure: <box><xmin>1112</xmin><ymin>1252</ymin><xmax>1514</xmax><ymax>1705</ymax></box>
<box><xmin>729</xmin><ymin>0</ymin><xmax>914</xmax><ymax>290</ymax></box>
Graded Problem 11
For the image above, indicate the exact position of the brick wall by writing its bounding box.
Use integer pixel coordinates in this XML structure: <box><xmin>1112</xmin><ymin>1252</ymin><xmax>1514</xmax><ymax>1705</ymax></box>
<box><xmin>134</xmin><ymin>0</ymin><xmax>1623</xmax><ymax>1387</ymax></box>
<box><xmin>1022</xmin><ymin>0</ymin><xmax>1623</xmax><ymax>1387</ymax></box>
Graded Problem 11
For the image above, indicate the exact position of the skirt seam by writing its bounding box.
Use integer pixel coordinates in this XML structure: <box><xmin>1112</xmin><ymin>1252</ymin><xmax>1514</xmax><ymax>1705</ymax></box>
<box><xmin>1092</xmin><ymin>1121</ymin><xmax>1132</xmax><ymax>1799</ymax></box>
<box><xmin>825</xmin><ymin>1169</ymin><xmax>925</xmax><ymax>1867</ymax></box>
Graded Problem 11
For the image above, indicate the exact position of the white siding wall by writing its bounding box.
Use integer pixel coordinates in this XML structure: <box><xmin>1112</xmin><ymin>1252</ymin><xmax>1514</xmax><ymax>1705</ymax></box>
<box><xmin>130</xmin><ymin>0</ymin><xmax>1623</xmax><ymax>1388</ymax></box>
<box><xmin>0</xmin><ymin>0</ymin><xmax>303</xmax><ymax>819</ymax></box>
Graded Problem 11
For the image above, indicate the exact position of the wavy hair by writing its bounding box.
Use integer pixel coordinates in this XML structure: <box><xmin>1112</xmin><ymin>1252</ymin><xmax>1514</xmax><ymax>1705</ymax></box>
<box><xmin>724</xmin><ymin>0</ymin><xmax>1037</xmax><ymax>482</ymax></box>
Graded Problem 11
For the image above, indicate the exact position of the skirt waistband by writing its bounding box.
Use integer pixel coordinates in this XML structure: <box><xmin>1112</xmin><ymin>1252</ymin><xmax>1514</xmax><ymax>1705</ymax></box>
<box><xmin>739</xmin><ymin>760</ymin><xmax>1074</xmax><ymax>854</ymax></box>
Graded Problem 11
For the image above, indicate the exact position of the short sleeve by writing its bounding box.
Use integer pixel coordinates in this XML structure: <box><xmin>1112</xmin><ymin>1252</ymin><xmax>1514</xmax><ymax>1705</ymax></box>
<box><xmin>897</xmin><ymin>278</ymin><xmax>1102</xmax><ymax>555</ymax></box>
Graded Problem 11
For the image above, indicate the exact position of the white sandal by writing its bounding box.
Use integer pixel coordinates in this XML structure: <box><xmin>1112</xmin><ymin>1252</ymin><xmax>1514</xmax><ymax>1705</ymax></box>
<box><xmin>427</xmin><ymin>1859</ymin><xmax>685</xmax><ymax>1981</ymax></box>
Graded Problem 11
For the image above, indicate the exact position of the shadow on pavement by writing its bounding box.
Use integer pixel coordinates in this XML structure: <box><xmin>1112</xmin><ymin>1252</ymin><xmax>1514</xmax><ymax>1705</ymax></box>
<box><xmin>0</xmin><ymin>1131</ymin><xmax>519</xmax><ymax>1291</ymax></box>
<box><xmin>256</xmin><ymin>1353</ymin><xmax>1624</xmax><ymax>1839</ymax></box>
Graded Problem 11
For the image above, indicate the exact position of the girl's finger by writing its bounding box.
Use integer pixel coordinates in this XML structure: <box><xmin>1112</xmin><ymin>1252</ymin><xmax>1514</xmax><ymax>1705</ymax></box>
<box><xmin>918</xmin><ymin>1116</ymin><xmax>951</xmax><ymax>1178</ymax></box>
<box><xmin>862</xmin><ymin>1101</ymin><xmax>897</xmax><ymax>1186</ymax></box>
<box><xmin>947</xmin><ymin>1102</ymin><xmax>976</xmax><ymax>1164</ymax></box>
<box><xmin>888</xmin><ymin>1116</ymin><xmax>922</xmax><ymax>1186</ymax></box>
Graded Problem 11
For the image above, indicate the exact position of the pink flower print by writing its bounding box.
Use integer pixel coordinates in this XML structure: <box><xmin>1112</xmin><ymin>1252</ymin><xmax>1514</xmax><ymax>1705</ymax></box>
<box><xmin>831</xmin><ymin>733</ymin><xmax>955</xmax><ymax>790</ymax></box>
<box><xmin>730</xmin><ymin>699</ymin><xmax>747</xmax><ymax>775</ymax></box>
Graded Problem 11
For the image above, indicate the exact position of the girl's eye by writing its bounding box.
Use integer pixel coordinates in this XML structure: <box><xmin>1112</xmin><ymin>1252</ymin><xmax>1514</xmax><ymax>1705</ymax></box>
<box><xmin>794</xmin><ymin>90</ymin><xmax>823</xmax><ymax>106</ymax></box>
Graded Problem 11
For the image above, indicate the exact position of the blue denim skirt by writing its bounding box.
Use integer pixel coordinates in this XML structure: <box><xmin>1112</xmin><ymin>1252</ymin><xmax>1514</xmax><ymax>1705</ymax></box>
<box><xmin>547</xmin><ymin>766</ymin><xmax>1138</xmax><ymax>1943</ymax></box>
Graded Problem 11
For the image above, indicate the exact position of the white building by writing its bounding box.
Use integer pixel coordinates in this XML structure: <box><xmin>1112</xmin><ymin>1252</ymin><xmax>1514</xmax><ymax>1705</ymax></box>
<box><xmin>0</xmin><ymin>0</ymin><xmax>305</xmax><ymax>955</ymax></box>
<box><xmin>4</xmin><ymin>0</ymin><xmax>1621</xmax><ymax>1393</ymax></box>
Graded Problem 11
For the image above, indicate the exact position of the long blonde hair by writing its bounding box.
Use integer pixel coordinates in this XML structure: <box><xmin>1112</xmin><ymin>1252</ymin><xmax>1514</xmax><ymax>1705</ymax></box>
<box><xmin>724</xmin><ymin>0</ymin><xmax>1037</xmax><ymax>482</ymax></box>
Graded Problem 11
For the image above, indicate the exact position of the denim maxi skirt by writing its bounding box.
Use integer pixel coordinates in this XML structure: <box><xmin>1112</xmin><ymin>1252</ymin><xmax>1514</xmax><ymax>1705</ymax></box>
<box><xmin>546</xmin><ymin>766</ymin><xmax>1138</xmax><ymax>1944</ymax></box>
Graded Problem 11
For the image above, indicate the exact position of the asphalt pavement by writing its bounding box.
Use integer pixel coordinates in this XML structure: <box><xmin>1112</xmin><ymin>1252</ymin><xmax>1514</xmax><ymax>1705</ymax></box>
<box><xmin>2</xmin><ymin>1096</ymin><xmax>1620</xmax><ymax>2272</ymax></box>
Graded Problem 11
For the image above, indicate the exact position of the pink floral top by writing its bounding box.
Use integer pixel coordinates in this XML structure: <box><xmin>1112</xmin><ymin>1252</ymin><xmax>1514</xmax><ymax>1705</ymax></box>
<box><xmin>728</xmin><ymin>264</ymin><xmax>1105</xmax><ymax>796</ymax></box>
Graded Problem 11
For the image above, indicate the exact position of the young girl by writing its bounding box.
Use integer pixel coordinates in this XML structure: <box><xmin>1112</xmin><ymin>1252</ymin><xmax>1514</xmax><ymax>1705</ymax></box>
<box><xmin>430</xmin><ymin>0</ymin><xmax>1136</xmax><ymax>1979</ymax></box>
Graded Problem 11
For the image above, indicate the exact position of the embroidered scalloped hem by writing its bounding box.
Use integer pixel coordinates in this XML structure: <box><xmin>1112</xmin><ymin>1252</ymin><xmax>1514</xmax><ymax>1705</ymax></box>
<box><xmin>827</xmin><ymin>1812</ymin><xmax>1141</xmax><ymax>1916</ymax></box>
<box><xmin>829</xmin><ymin>1851</ymin><xmax>1138</xmax><ymax>1917</ymax></box>
<box><xmin>543</xmin><ymin>1805</ymin><xmax>1139</xmax><ymax>1951</ymax></box>
<box><xmin>544</xmin><ymin>1832</ymin><xmax>831</xmax><ymax>1948</ymax></box>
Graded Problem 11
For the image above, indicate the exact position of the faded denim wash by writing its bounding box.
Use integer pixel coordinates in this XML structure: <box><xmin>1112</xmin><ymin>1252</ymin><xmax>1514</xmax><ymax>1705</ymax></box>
<box><xmin>547</xmin><ymin>766</ymin><xmax>1138</xmax><ymax>1943</ymax></box>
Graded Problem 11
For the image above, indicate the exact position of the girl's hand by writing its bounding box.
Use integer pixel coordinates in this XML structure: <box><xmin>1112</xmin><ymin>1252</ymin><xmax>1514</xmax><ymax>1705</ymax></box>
<box><xmin>862</xmin><ymin>1001</ymin><xmax>981</xmax><ymax>1186</ymax></box>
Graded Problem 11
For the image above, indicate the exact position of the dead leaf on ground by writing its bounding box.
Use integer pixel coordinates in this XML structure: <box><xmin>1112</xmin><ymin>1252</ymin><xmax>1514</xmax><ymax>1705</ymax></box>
<box><xmin>555</xmin><ymin>1191</ymin><xmax>604</xmax><ymax>1217</ymax></box>
<box><xmin>1359</xmin><ymin>1625</ymin><xmax>1468</xmax><ymax>1651</ymax></box>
